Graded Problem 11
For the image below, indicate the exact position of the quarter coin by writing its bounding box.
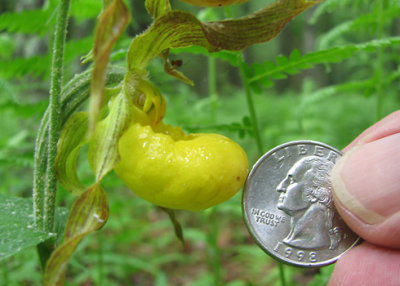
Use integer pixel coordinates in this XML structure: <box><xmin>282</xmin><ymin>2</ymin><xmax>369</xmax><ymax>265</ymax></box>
<box><xmin>243</xmin><ymin>141</ymin><xmax>360</xmax><ymax>267</ymax></box>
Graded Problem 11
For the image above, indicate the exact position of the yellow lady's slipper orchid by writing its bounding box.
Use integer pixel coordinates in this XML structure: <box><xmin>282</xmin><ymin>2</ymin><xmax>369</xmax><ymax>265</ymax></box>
<box><xmin>114</xmin><ymin>122</ymin><xmax>249</xmax><ymax>211</ymax></box>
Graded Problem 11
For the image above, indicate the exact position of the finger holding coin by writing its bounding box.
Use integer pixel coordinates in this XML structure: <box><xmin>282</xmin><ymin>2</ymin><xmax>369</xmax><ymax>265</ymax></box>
<box><xmin>242</xmin><ymin>141</ymin><xmax>360</xmax><ymax>267</ymax></box>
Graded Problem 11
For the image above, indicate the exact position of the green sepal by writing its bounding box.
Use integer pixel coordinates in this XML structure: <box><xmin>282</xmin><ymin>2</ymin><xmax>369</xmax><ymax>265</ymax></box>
<box><xmin>89</xmin><ymin>0</ymin><xmax>130</xmax><ymax>134</ymax></box>
<box><xmin>127</xmin><ymin>0</ymin><xmax>321</xmax><ymax>75</ymax></box>
<box><xmin>55</xmin><ymin>112</ymin><xmax>89</xmax><ymax>195</ymax></box>
<box><xmin>44</xmin><ymin>183</ymin><xmax>109</xmax><ymax>286</ymax></box>
<box><xmin>103</xmin><ymin>0</ymin><xmax>114</xmax><ymax>9</ymax></box>
<box><xmin>54</xmin><ymin>84</ymin><xmax>124</xmax><ymax>196</ymax></box>
<box><xmin>88</xmin><ymin>88</ymin><xmax>133</xmax><ymax>182</ymax></box>
<box><xmin>145</xmin><ymin>0</ymin><xmax>171</xmax><ymax>19</ymax></box>
<box><xmin>161</xmin><ymin>49</ymin><xmax>195</xmax><ymax>86</ymax></box>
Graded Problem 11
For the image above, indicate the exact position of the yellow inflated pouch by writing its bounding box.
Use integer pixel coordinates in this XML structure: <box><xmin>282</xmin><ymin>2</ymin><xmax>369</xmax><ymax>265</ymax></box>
<box><xmin>114</xmin><ymin>122</ymin><xmax>249</xmax><ymax>211</ymax></box>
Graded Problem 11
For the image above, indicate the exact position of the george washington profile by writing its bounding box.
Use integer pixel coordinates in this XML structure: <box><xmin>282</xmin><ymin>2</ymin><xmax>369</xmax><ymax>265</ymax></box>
<box><xmin>276</xmin><ymin>156</ymin><xmax>342</xmax><ymax>250</ymax></box>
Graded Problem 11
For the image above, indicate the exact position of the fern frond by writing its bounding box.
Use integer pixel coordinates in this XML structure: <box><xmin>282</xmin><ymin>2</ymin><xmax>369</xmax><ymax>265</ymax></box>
<box><xmin>386</xmin><ymin>67</ymin><xmax>400</xmax><ymax>87</ymax></box>
<box><xmin>0</xmin><ymin>34</ymin><xmax>15</xmax><ymax>60</ymax></box>
<box><xmin>318</xmin><ymin>5</ymin><xmax>400</xmax><ymax>49</ymax></box>
<box><xmin>297</xmin><ymin>78</ymin><xmax>378</xmax><ymax>129</ymax></box>
<box><xmin>0</xmin><ymin>156</ymin><xmax>34</xmax><ymax>168</ymax></box>
<box><xmin>248</xmin><ymin>37</ymin><xmax>400</xmax><ymax>86</ymax></box>
<box><xmin>300</xmin><ymin>79</ymin><xmax>376</xmax><ymax>108</ymax></box>
<box><xmin>0</xmin><ymin>149</ymin><xmax>33</xmax><ymax>167</ymax></box>
<box><xmin>0</xmin><ymin>77</ymin><xmax>17</xmax><ymax>101</ymax></box>
<box><xmin>310</xmin><ymin>0</ymin><xmax>375</xmax><ymax>24</ymax></box>
<box><xmin>309</xmin><ymin>0</ymin><xmax>339</xmax><ymax>24</ymax></box>
<box><xmin>0</xmin><ymin>8</ymin><xmax>54</xmax><ymax>36</ymax></box>
<box><xmin>0</xmin><ymin>37</ymin><xmax>93</xmax><ymax>79</ymax></box>
<box><xmin>0</xmin><ymin>0</ymin><xmax>99</xmax><ymax>35</ymax></box>
<box><xmin>0</xmin><ymin>99</ymin><xmax>48</xmax><ymax>118</ymax></box>
<box><xmin>0</xmin><ymin>56</ymin><xmax>50</xmax><ymax>79</ymax></box>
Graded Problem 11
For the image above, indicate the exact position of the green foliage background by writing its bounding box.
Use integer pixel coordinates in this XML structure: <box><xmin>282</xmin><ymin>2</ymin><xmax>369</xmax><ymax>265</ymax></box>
<box><xmin>0</xmin><ymin>0</ymin><xmax>399</xmax><ymax>285</ymax></box>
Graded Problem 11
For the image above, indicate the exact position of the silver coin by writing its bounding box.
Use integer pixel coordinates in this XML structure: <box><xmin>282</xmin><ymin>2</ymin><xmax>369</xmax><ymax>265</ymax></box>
<box><xmin>243</xmin><ymin>140</ymin><xmax>360</xmax><ymax>267</ymax></box>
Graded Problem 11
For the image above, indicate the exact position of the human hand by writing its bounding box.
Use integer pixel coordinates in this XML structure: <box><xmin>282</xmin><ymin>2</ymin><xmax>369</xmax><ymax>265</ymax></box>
<box><xmin>329</xmin><ymin>111</ymin><xmax>400</xmax><ymax>286</ymax></box>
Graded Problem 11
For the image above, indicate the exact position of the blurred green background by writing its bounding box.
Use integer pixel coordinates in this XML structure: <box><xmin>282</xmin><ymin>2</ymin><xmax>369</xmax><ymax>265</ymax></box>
<box><xmin>0</xmin><ymin>0</ymin><xmax>399</xmax><ymax>285</ymax></box>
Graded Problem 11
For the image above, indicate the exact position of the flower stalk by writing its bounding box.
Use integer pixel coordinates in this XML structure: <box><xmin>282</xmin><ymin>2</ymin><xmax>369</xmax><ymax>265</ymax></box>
<box><xmin>44</xmin><ymin>0</ymin><xmax>71</xmax><ymax>233</ymax></box>
<box><xmin>33</xmin><ymin>0</ymin><xmax>71</xmax><ymax>233</ymax></box>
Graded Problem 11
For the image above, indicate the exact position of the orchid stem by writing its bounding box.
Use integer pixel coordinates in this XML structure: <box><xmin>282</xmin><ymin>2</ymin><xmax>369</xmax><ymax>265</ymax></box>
<box><xmin>34</xmin><ymin>0</ymin><xmax>71</xmax><ymax>232</ymax></box>
<box><xmin>43</xmin><ymin>0</ymin><xmax>71</xmax><ymax>233</ymax></box>
<box><xmin>33</xmin><ymin>0</ymin><xmax>71</xmax><ymax>269</ymax></box>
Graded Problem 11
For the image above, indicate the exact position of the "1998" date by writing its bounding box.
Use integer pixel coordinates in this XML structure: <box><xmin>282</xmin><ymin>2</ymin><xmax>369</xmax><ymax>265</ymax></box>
<box><xmin>274</xmin><ymin>242</ymin><xmax>317</xmax><ymax>262</ymax></box>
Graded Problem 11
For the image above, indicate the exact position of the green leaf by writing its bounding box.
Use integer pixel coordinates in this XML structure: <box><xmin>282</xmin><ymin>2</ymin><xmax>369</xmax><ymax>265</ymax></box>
<box><xmin>242</xmin><ymin>116</ymin><xmax>251</xmax><ymax>127</ymax></box>
<box><xmin>249</xmin><ymin>82</ymin><xmax>262</xmax><ymax>94</ymax></box>
<box><xmin>127</xmin><ymin>0</ymin><xmax>321</xmax><ymax>73</ymax></box>
<box><xmin>55</xmin><ymin>112</ymin><xmax>89</xmax><ymax>195</ymax></box>
<box><xmin>289</xmin><ymin>49</ymin><xmax>302</xmax><ymax>61</ymax></box>
<box><xmin>89</xmin><ymin>90</ymin><xmax>133</xmax><ymax>181</ymax></box>
<box><xmin>249</xmin><ymin>63</ymin><xmax>272</xmax><ymax>87</ymax></box>
<box><xmin>0</xmin><ymin>195</ymin><xmax>65</xmax><ymax>261</ymax></box>
<box><xmin>269</xmin><ymin>71</ymin><xmax>287</xmax><ymax>80</ymax></box>
<box><xmin>44</xmin><ymin>184</ymin><xmax>109</xmax><ymax>286</ymax></box>
<box><xmin>89</xmin><ymin>0</ymin><xmax>130</xmax><ymax>133</ymax></box>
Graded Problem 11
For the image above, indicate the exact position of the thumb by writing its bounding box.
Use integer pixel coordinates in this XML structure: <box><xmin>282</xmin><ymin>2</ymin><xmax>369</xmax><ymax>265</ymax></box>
<box><xmin>331</xmin><ymin>111</ymin><xmax>400</xmax><ymax>248</ymax></box>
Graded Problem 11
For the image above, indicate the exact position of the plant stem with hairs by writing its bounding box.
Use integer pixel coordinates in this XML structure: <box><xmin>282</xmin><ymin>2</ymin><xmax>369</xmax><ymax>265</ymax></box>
<box><xmin>33</xmin><ymin>0</ymin><xmax>71</xmax><ymax>268</ymax></box>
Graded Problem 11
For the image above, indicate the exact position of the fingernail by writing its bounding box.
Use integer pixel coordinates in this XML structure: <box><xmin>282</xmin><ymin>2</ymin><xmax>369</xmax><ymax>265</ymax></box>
<box><xmin>331</xmin><ymin>133</ymin><xmax>400</xmax><ymax>225</ymax></box>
